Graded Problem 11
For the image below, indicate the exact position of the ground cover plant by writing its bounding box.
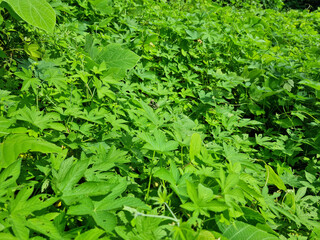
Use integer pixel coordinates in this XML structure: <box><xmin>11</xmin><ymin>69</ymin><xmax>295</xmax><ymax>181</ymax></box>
<box><xmin>0</xmin><ymin>0</ymin><xmax>320</xmax><ymax>239</ymax></box>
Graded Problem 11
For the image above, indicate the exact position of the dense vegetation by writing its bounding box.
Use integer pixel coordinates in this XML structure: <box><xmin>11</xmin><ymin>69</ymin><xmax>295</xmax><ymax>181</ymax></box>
<box><xmin>0</xmin><ymin>0</ymin><xmax>319</xmax><ymax>239</ymax></box>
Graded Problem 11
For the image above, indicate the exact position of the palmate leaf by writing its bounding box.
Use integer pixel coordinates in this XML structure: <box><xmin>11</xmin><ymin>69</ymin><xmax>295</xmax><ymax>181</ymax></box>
<box><xmin>0</xmin><ymin>233</ymin><xmax>18</xmax><ymax>240</ymax></box>
<box><xmin>89</xmin><ymin>0</ymin><xmax>113</xmax><ymax>15</ymax></box>
<box><xmin>67</xmin><ymin>177</ymin><xmax>148</xmax><ymax>233</ymax></box>
<box><xmin>7</xmin><ymin>185</ymin><xmax>59</xmax><ymax>239</ymax></box>
<box><xmin>171</xmin><ymin>114</ymin><xmax>197</xmax><ymax>146</ymax></box>
<box><xmin>0</xmin><ymin>134</ymin><xmax>62</xmax><ymax>169</ymax></box>
<box><xmin>189</xmin><ymin>133</ymin><xmax>201</xmax><ymax>162</ymax></box>
<box><xmin>9</xmin><ymin>185</ymin><xmax>58</xmax><ymax>216</ymax></box>
<box><xmin>10</xmin><ymin>214</ymin><xmax>29</xmax><ymax>240</ymax></box>
<box><xmin>62</xmin><ymin>181</ymin><xmax>119</xmax><ymax>205</ymax></box>
<box><xmin>41</xmin><ymin>68</ymin><xmax>68</xmax><ymax>90</ymax></box>
<box><xmin>14</xmin><ymin>106</ymin><xmax>62</xmax><ymax>130</ymax></box>
<box><xmin>0</xmin><ymin>160</ymin><xmax>21</xmax><ymax>193</ymax></box>
<box><xmin>218</xmin><ymin>221</ymin><xmax>279</xmax><ymax>240</ymax></box>
<box><xmin>4</xmin><ymin>0</ymin><xmax>56</xmax><ymax>33</ymax></box>
<box><xmin>74</xmin><ymin>228</ymin><xmax>105</xmax><ymax>240</ymax></box>
<box><xmin>138</xmin><ymin>100</ymin><xmax>163</xmax><ymax>126</ymax></box>
<box><xmin>53</xmin><ymin>158</ymin><xmax>89</xmax><ymax>194</ymax></box>
<box><xmin>139</xmin><ymin>129</ymin><xmax>178</xmax><ymax>154</ymax></box>
<box><xmin>15</xmin><ymin>68</ymin><xmax>40</xmax><ymax>93</ymax></box>
<box><xmin>85</xmin><ymin>42</ymin><xmax>140</xmax><ymax>81</ymax></box>
<box><xmin>154</xmin><ymin>160</ymin><xmax>190</xmax><ymax>202</ymax></box>
<box><xmin>54</xmin><ymin>157</ymin><xmax>129</xmax><ymax>205</ymax></box>
<box><xmin>181</xmin><ymin>181</ymin><xmax>228</xmax><ymax>217</ymax></box>
<box><xmin>26</xmin><ymin>213</ymin><xmax>64</xmax><ymax>240</ymax></box>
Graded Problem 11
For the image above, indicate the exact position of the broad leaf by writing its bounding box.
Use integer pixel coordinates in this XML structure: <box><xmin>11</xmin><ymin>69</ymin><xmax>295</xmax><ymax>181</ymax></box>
<box><xmin>74</xmin><ymin>228</ymin><xmax>105</xmax><ymax>240</ymax></box>
<box><xmin>219</xmin><ymin>221</ymin><xmax>279</xmax><ymax>240</ymax></box>
<box><xmin>26</xmin><ymin>213</ymin><xmax>63</xmax><ymax>239</ymax></box>
<box><xmin>5</xmin><ymin>0</ymin><xmax>56</xmax><ymax>33</ymax></box>
<box><xmin>265</xmin><ymin>165</ymin><xmax>287</xmax><ymax>191</ymax></box>
<box><xmin>96</xmin><ymin>44</ymin><xmax>140</xmax><ymax>69</ymax></box>
<box><xmin>0</xmin><ymin>160</ymin><xmax>21</xmax><ymax>193</ymax></box>
<box><xmin>0</xmin><ymin>134</ymin><xmax>62</xmax><ymax>169</ymax></box>
<box><xmin>139</xmin><ymin>129</ymin><xmax>178</xmax><ymax>154</ymax></box>
<box><xmin>189</xmin><ymin>133</ymin><xmax>201</xmax><ymax>162</ymax></box>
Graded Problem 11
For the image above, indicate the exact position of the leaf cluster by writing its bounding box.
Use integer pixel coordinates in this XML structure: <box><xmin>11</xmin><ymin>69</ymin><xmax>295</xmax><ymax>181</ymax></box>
<box><xmin>0</xmin><ymin>0</ymin><xmax>320</xmax><ymax>239</ymax></box>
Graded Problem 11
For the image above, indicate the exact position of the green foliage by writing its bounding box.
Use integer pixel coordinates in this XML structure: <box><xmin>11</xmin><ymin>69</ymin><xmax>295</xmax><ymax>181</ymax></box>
<box><xmin>2</xmin><ymin>0</ymin><xmax>56</xmax><ymax>32</ymax></box>
<box><xmin>0</xmin><ymin>0</ymin><xmax>320</xmax><ymax>239</ymax></box>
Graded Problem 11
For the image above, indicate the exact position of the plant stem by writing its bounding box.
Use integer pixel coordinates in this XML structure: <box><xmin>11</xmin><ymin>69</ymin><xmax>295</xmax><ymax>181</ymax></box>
<box><xmin>145</xmin><ymin>150</ymin><xmax>156</xmax><ymax>201</ymax></box>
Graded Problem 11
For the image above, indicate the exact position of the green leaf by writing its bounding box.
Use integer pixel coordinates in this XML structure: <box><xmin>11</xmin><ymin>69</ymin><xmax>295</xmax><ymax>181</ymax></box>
<box><xmin>139</xmin><ymin>99</ymin><xmax>162</xmax><ymax>126</ymax></box>
<box><xmin>154</xmin><ymin>168</ymin><xmax>176</xmax><ymax>186</ymax></box>
<box><xmin>0</xmin><ymin>160</ymin><xmax>21</xmax><ymax>192</ymax></box>
<box><xmin>139</xmin><ymin>129</ymin><xmax>178</xmax><ymax>154</ymax></box>
<box><xmin>89</xmin><ymin>43</ymin><xmax>140</xmax><ymax>80</ymax></box>
<box><xmin>299</xmin><ymin>79</ymin><xmax>320</xmax><ymax>91</ymax></box>
<box><xmin>41</xmin><ymin>68</ymin><xmax>67</xmax><ymax>90</ymax></box>
<box><xmin>186</xmin><ymin>180</ymin><xmax>199</xmax><ymax>204</ymax></box>
<box><xmin>189</xmin><ymin>133</ymin><xmax>201</xmax><ymax>162</ymax></box>
<box><xmin>240</xmin><ymin>207</ymin><xmax>266</xmax><ymax>223</ymax></box>
<box><xmin>26</xmin><ymin>213</ymin><xmax>63</xmax><ymax>239</ymax></box>
<box><xmin>0</xmin><ymin>233</ymin><xmax>18</xmax><ymax>240</ymax></box>
<box><xmin>14</xmin><ymin>106</ymin><xmax>61</xmax><ymax>130</ymax></box>
<box><xmin>96</xmin><ymin>44</ymin><xmax>139</xmax><ymax>68</ymax></box>
<box><xmin>223</xmin><ymin>173</ymin><xmax>239</xmax><ymax>194</ymax></box>
<box><xmin>9</xmin><ymin>185</ymin><xmax>58</xmax><ymax>216</ymax></box>
<box><xmin>219</xmin><ymin>221</ymin><xmax>279</xmax><ymax>240</ymax></box>
<box><xmin>10</xmin><ymin>214</ymin><xmax>29</xmax><ymax>240</ymax></box>
<box><xmin>0</xmin><ymin>134</ymin><xmax>62</xmax><ymax>169</ymax></box>
<box><xmin>15</xmin><ymin>68</ymin><xmax>40</xmax><ymax>93</ymax></box>
<box><xmin>89</xmin><ymin>0</ymin><xmax>113</xmax><ymax>15</ymax></box>
<box><xmin>0</xmin><ymin>49</ymin><xmax>7</xmax><ymax>58</ymax></box>
<box><xmin>182</xmin><ymin>181</ymin><xmax>228</xmax><ymax>216</ymax></box>
<box><xmin>4</xmin><ymin>0</ymin><xmax>56</xmax><ymax>33</ymax></box>
<box><xmin>54</xmin><ymin>158</ymin><xmax>89</xmax><ymax>194</ymax></box>
<box><xmin>197</xmin><ymin>230</ymin><xmax>216</xmax><ymax>240</ymax></box>
<box><xmin>74</xmin><ymin>228</ymin><xmax>105</xmax><ymax>240</ymax></box>
<box><xmin>92</xmin><ymin>211</ymin><xmax>117</xmax><ymax>232</ymax></box>
<box><xmin>265</xmin><ymin>165</ymin><xmax>287</xmax><ymax>191</ymax></box>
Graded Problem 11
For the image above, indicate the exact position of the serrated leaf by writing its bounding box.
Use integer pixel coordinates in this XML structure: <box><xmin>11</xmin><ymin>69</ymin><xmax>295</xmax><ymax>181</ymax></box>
<box><xmin>139</xmin><ymin>129</ymin><xmax>178</xmax><ymax>153</ymax></box>
<box><xmin>219</xmin><ymin>221</ymin><xmax>278</xmax><ymax>240</ymax></box>
<box><xmin>55</xmin><ymin>158</ymin><xmax>89</xmax><ymax>193</ymax></box>
<box><xmin>92</xmin><ymin>211</ymin><xmax>117</xmax><ymax>232</ymax></box>
<box><xmin>197</xmin><ymin>230</ymin><xmax>216</xmax><ymax>240</ymax></box>
<box><xmin>189</xmin><ymin>133</ymin><xmax>201</xmax><ymax>162</ymax></box>
<box><xmin>223</xmin><ymin>173</ymin><xmax>239</xmax><ymax>194</ymax></box>
<box><xmin>0</xmin><ymin>160</ymin><xmax>21</xmax><ymax>192</ymax></box>
<box><xmin>10</xmin><ymin>214</ymin><xmax>29</xmax><ymax>240</ymax></box>
<box><xmin>0</xmin><ymin>134</ymin><xmax>62</xmax><ymax>169</ymax></box>
<box><xmin>26</xmin><ymin>214</ymin><xmax>63</xmax><ymax>239</ymax></box>
<box><xmin>154</xmin><ymin>168</ymin><xmax>176</xmax><ymax>186</ymax></box>
<box><xmin>265</xmin><ymin>165</ymin><xmax>287</xmax><ymax>191</ymax></box>
<box><xmin>9</xmin><ymin>185</ymin><xmax>57</xmax><ymax>217</ymax></box>
<box><xmin>89</xmin><ymin>43</ymin><xmax>140</xmax><ymax>80</ymax></box>
<box><xmin>15</xmin><ymin>68</ymin><xmax>40</xmax><ymax>93</ymax></box>
<box><xmin>41</xmin><ymin>68</ymin><xmax>67</xmax><ymax>90</ymax></box>
<box><xmin>14</xmin><ymin>106</ymin><xmax>60</xmax><ymax>130</ymax></box>
<box><xmin>89</xmin><ymin>0</ymin><xmax>113</xmax><ymax>15</ymax></box>
<box><xmin>5</xmin><ymin>0</ymin><xmax>56</xmax><ymax>33</ymax></box>
<box><xmin>198</xmin><ymin>184</ymin><xmax>214</xmax><ymax>202</ymax></box>
<box><xmin>62</xmin><ymin>181</ymin><xmax>113</xmax><ymax>205</ymax></box>
<box><xmin>68</xmin><ymin>197</ymin><xmax>93</xmax><ymax>215</ymax></box>
<box><xmin>0</xmin><ymin>233</ymin><xmax>18</xmax><ymax>240</ymax></box>
<box><xmin>139</xmin><ymin>100</ymin><xmax>162</xmax><ymax>126</ymax></box>
<box><xmin>74</xmin><ymin>228</ymin><xmax>105</xmax><ymax>240</ymax></box>
<box><xmin>96</xmin><ymin>44</ymin><xmax>139</xmax><ymax>68</ymax></box>
<box><xmin>186</xmin><ymin>180</ymin><xmax>198</xmax><ymax>204</ymax></box>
